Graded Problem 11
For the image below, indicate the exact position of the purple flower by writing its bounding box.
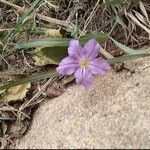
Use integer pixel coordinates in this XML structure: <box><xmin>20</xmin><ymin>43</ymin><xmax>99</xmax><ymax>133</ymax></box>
<box><xmin>56</xmin><ymin>39</ymin><xmax>110</xmax><ymax>87</ymax></box>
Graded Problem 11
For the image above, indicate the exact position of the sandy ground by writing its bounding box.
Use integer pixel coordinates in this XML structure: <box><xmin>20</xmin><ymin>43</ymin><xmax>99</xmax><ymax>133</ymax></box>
<box><xmin>14</xmin><ymin>57</ymin><xmax>150</xmax><ymax>149</ymax></box>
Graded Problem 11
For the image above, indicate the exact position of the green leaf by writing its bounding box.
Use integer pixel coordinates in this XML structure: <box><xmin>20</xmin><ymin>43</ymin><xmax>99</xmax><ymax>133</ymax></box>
<box><xmin>109</xmin><ymin>36</ymin><xmax>150</xmax><ymax>55</ymax></box>
<box><xmin>108</xmin><ymin>53</ymin><xmax>150</xmax><ymax>64</ymax></box>
<box><xmin>31</xmin><ymin>33</ymin><xmax>108</xmax><ymax>66</ymax></box>
<box><xmin>15</xmin><ymin>32</ymin><xmax>108</xmax><ymax>50</ymax></box>
<box><xmin>0</xmin><ymin>70</ymin><xmax>57</xmax><ymax>90</ymax></box>
<box><xmin>80</xmin><ymin>32</ymin><xmax>108</xmax><ymax>43</ymax></box>
<box><xmin>15</xmin><ymin>38</ymin><xmax>70</xmax><ymax>50</ymax></box>
<box><xmin>42</xmin><ymin>46</ymin><xmax>67</xmax><ymax>64</ymax></box>
<box><xmin>33</xmin><ymin>46</ymin><xmax>68</xmax><ymax>66</ymax></box>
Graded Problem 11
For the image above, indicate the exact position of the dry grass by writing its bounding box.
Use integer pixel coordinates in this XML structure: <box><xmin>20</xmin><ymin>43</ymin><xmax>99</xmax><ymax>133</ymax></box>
<box><xmin>0</xmin><ymin>0</ymin><xmax>150</xmax><ymax>148</ymax></box>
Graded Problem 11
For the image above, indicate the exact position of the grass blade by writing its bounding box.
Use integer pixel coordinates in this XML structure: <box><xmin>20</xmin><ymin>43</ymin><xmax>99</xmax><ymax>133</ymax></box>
<box><xmin>108</xmin><ymin>53</ymin><xmax>150</xmax><ymax>64</ymax></box>
<box><xmin>128</xmin><ymin>0</ymin><xmax>140</xmax><ymax>10</ymax></box>
<box><xmin>109</xmin><ymin>36</ymin><xmax>150</xmax><ymax>55</ymax></box>
<box><xmin>15</xmin><ymin>32</ymin><xmax>108</xmax><ymax>50</ymax></box>
<box><xmin>0</xmin><ymin>70</ymin><xmax>57</xmax><ymax>90</ymax></box>
<box><xmin>3</xmin><ymin>0</ymin><xmax>42</xmax><ymax>43</ymax></box>
<box><xmin>15</xmin><ymin>38</ymin><xmax>70</xmax><ymax>50</ymax></box>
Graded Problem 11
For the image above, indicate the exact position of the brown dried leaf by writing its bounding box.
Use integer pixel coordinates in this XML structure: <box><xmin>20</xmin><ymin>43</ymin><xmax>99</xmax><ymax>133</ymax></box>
<box><xmin>8</xmin><ymin>120</ymin><xmax>29</xmax><ymax>138</ymax></box>
<box><xmin>46</xmin><ymin>81</ymin><xmax>64</xmax><ymax>98</ymax></box>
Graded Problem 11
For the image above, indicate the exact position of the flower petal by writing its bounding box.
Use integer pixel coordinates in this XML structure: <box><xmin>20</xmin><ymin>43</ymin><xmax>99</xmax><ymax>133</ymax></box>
<box><xmin>89</xmin><ymin>58</ymin><xmax>110</xmax><ymax>74</ymax></box>
<box><xmin>83</xmin><ymin>39</ymin><xmax>100</xmax><ymax>59</ymax></box>
<box><xmin>56</xmin><ymin>57</ymin><xmax>79</xmax><ymax>75</ymax></box>
<box><xmin>68</xmin><ymin>40</ymin><xmax>83</xmax><ymax>58</ymax></box>
<box><xmin>74</xmin><ymin>68</ymin><xmax>93</xmax><ymax>87</ymax></box>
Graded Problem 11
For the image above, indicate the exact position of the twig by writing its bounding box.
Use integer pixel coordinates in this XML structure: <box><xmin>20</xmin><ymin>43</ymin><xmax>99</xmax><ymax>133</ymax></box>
<box><xmin>0</xmin><ymin>0</ymin><xmax>21</xmax><ymax>10</ymax></box>
<box><xmin>45</xmin><ymin>0</ymin><xmax>59</xmax><ymax>10</ymax></box>
<box><xmin>36</xmin><ymin>13</ymin><xmax>69</xmax><ymax>27</ymax></box>
<box><xmin>0</xmin><ymin>106</ymin><xmax>18</xmax><ymax>112</ymax></box>
<box><xmin>0</xmin><ymin>28</ymin><xmax>10</xmax><ymax>32</ymax></box>
<box><xmin>22</xmin><ymin>50</ymin><xmax>37</xmax><ymax>70</ymax></box>
<box><xmin>100</xmin><ymin>48</ymin><xmax>114</xmax><ymax>59</ymax></box>
<box><xmin>0</xmin><ymin>117</ymin><xmax>16</xmax><ymax>121</ymax></box>
<box><xmin>141</xmin><ymin>64</ymin><xmax>150</xmax><ymax>70</ymax></box>
<box><xmin>78</xmin><ymin>0</ymin><xmax>100</xmax><ymax>38</ymax></box>
<box><xmin>19</xmin><ymin>77</ymin><xmax>56</xmax><ymax>111</ymax></box>
<box><xmin>126</xmin><ymin>11</ymin><xmax>150</xmax><ymax>36</ymax></box>
<box><xmin>0</xmin><ymin>54</ymin><xmax>11</xmax><ymax>68</ymax></box>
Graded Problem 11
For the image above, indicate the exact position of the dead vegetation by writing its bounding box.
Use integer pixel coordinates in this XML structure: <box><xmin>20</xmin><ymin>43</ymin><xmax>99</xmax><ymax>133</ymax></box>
<box><xmin>0</xmin><ymin>0</ymin><xmax>150</xmax><ymax>148</ymax></box>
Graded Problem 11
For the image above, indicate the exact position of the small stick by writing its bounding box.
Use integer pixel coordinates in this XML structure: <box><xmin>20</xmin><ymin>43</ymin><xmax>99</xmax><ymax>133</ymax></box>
<box><xmin>100</xmin><ymin>48</ymin><xmax>114</xmax><ymax>59</ymax></box>
<box><xmin>19</xmin><ymin>77</ymin><xmax>56</xmax><ymax>111</ymax></box>
<box><xmin>45</xmin><ymin>0</ymin><xmax>59</xmax><ymax>10</ymax></box>
<box><xmin>0</xmin><ymin>28</ymin><xmax>10</xmax><ymax>32</ymax></box>
<box><xmin>78</xmin><ymin>0</ymin><xmax>100</xmax><ymax>38</ymax></box>
<box><xmin>0</xmin><ymin>0</ymin><xmax>21</xmax><ymax>10</ymax></box>
<box><xmin>36</xmin><ymin>13</ymin><xmax>69</xmax><ymax>27</ymax></box>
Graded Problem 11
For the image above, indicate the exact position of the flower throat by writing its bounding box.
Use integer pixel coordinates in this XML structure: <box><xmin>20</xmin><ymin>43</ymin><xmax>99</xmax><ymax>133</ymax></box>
<box><xmin>79</xmin><ymin>57</ymin><xmax>89</xmax><ymax>68</ymax></box>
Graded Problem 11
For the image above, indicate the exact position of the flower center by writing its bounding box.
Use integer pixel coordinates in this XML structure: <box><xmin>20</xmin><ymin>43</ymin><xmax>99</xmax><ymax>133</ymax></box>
<box><xmin>79</xmin><ymin>57</ymin><xmax>89</xmax><ymax>68</ymax></box>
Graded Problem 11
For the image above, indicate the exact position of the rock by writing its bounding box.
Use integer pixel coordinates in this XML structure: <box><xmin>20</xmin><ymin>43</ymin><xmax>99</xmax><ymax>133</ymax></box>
<box><xmin>14</xmin><ymin>57</ymin><xmax>150</xmax><ymax>149</ymax></box>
